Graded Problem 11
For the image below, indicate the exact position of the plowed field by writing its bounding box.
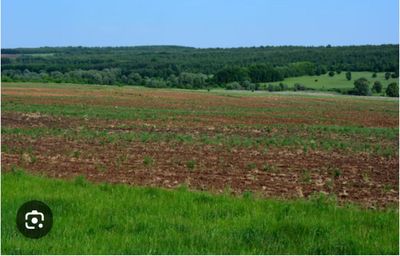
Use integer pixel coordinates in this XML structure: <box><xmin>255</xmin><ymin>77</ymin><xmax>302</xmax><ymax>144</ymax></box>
<box><xmin>2</xmin><ymin>83</ymin><xmax>399</xmax><ymax>207</ymax></box>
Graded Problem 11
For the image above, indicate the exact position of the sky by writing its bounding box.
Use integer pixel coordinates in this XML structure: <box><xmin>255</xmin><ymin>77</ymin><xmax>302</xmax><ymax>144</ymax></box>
<box><xmin>1</xmin><ymin>0</ymin><xmax>399</xmax><ymax>48</ymax></box>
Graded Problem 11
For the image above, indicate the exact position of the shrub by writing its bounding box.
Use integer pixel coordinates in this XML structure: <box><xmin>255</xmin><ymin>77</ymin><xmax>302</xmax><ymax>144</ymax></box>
<box><xmin>267</xmin><ymin>84</ymin><xmax>287</xmax><ymax>92</ymax></box>
<box><xmin>294</xmin><ymin>83</ymin><xmax>306</xmax><ymax>91</ymax></box>
<box><xmin>279</xmin><ymin>83</ymin><xmax>288</xmax><ymax>91</ymax></box>
<box><xmin>352</xmin><ymin>78</ymin><xmax>371</xmax><ymax>96</ymax></box>
<box><xmin>345</xmin><ymin>71</ymin><xmax>351</xmax><ymax>81</ymax></box>
<box><xmin>328</xmin><ymin>71</ymin><xmax>335</xmax><ymax>77</ymax></box>
<box><xmin>372</xmin><ymin>81</ymin><xmax>383</xmax><ymax>93</ymax></box>
<box><xmin>385</xmin><ymin>72</ymin><xmax>391</xmax><ymax>80</ymax></box>
<box><xmin>225</xmin><ymin>82</ymin><xmax>242</xmax><ymax>90</ymax></box>
<box><xmin>386</xmin><ymin>82</ymin><xmax>399</xmax><ymax>97</ymax></box>
<box><xmin>241</xmin><ymin>80</ymin><xmax>256</xmax><ymax>91</ymax></box>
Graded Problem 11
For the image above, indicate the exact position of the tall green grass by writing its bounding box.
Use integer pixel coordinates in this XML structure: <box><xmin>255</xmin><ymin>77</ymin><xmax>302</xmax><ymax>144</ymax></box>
<box><xmin>2</xmin><ymin>170</ymin><xmax>398</xmax><ymax>254</ymax></box>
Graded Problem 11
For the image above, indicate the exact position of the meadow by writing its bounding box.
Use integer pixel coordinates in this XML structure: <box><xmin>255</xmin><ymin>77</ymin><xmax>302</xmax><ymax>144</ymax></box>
<box><xmin>1</xmin><ymin>82</ymin><xmax>399</xmax><ymax>254</ymax></box>
<box><xmin>267</xmin><ymin>71</ymin><xmax>398</xmax><ymax>92</ymax></box>
<box><xmin>2</xmin><ymin>170</ymin><xmax>398</xmax><ymax>254</ymax></box>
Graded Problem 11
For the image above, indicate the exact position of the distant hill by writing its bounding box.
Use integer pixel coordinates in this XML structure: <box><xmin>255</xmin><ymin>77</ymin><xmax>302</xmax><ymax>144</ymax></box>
<box><xmin>1</xmin><ymin>45</ymin><xmax>398</xmax><ymax>89</ymax></box>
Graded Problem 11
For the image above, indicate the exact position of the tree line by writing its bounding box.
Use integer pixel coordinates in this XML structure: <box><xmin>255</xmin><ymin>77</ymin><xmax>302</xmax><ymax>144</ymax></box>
<box><xmin>1</xmin><ymin>44</ymin><xmax>398</xmax><ymax>90</ymax></box>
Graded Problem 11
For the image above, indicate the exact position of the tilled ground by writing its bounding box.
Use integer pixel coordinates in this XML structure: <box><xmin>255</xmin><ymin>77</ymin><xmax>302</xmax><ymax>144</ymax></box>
<box><xmin>1</xmin><ymin>85</ymin><xmax>399</xmax><ymax>208</ymax></box>
<box><xmin>2</xmin><ymin>129</ymin><xmax>398</xmax><ymax>208</ymax></box>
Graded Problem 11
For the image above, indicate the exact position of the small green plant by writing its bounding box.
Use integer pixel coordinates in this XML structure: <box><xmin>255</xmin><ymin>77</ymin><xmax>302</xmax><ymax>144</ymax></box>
<box><xmin>331</xmin><ymin>168</ymin><xmax>341</xmax><ymax>179</ymax></box>
<box><xmin>325</xmin><ymin>178</ymin><xmax>334</xmax><ymax>192</ymax></box>
<box><xmin>72</xmin><ymin>150</ymin><xmax>81</xmax><ymax>158</ymax></box>
<box><xmin>383</xmin><ymin>184</ymin><xmax>393</xmax><ymax>193</ymax></box>
<box><xmin>115</xmin><ymin>155</ymin><xmax>127</xmax><ymax>169</ymax></box>
<box><xmin>301</xmin><ymin>169</ymin><xmax>311</xmax><ymax>183</ymax></box>
<box><xmin>262</xmin><ymin>163</ymin><xmax>275</xmax><ymax>172</ymax></box>
<box><xmin>21</xmin><ymin>152</ymin><xmax>36</xmax><ymax>164</ymax></box>
<box><xmin>30</xmin><ymin>154</ymin><xmax>37</xmax><ymax>164</ymax></box>
<box><xmin>362</xmin><ymin>172</ymin><xmax>370</xmax><ymax>182</ymax></box>
<box><xmin>186</xmin><ymin>160</ymin><xmax>196</xmax><ymax>170</ymax></box>
<box><xmin>143</xmin><ymin>156</ymin><xmax>154</xmax><ymax>167</ymax></box>
<box><xmin>96</xmin><ymin>162</ymin><xmax>107</xmax><ymax>172</ymax></box>
<box><xmin>1</xmin><ymin>144</ymin><xmax>10</xmax><ymax>153</ymax></box>
<box><xmin>246</xmin><ymin>162</ymin><xmax>257</xmax><ymax>170</ymax></box>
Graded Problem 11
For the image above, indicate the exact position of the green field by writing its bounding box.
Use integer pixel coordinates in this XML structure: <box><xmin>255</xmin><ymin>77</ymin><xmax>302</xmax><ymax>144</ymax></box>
<box><xmin>267</xmin><ymin>72</ymin><xmax>399</xmax><ymax>92</ymax></box>
<box><xmin>2</xmin><ymin>170</ymin><xmax>398</xmax><ymax>254</ymax></box>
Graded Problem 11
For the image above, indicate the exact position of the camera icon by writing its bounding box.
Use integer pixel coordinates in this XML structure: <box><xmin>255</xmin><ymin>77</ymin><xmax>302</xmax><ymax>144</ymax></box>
<box><xmin>25</xmin><ymin>210</ymin><xmax>45</xmax><ymax>229</ymax></box>
<box><xmin>17</xmin><ymin>200</ymin><xmax>53</xmax><ymax>238</ymax></box>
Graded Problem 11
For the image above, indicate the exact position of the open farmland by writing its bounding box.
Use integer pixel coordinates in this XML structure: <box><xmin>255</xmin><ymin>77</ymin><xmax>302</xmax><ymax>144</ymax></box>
<box><xmin>2</xmin><ymin>82</ymin><xmax>399</xmax><ymax>207</ymax></box>
<box><xmin>1</xmin><ymin>82</ymin><xmax>399</xmax><ymax>254</ymax></box>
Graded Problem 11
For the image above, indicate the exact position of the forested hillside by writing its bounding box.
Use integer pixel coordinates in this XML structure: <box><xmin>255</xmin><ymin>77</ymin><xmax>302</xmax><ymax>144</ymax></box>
<box><xmin>1</xmin><ymin>44</ymin><xmax>398</xmax><ymax>89</ymax></box>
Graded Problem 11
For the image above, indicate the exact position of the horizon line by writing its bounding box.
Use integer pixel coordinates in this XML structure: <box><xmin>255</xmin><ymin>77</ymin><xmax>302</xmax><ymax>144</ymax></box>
<box><xmin>2</xmin><ymin>43</ymin><xmax>399</xmax><ymax>50</ymax></box>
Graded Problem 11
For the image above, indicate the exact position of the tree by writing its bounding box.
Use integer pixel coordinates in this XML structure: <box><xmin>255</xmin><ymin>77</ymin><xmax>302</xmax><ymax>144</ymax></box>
<box><xmin>372</xmin><ymin>81</ymin><xmax>382</xmax><ymax>93</ymax></box>
<box><xmin>385</xmin><ymin>72</ymin><xmax>391</xmax><ymax>80</ymax></box>
<box><xmin>294</xmin><ymin>83</ymin><xmax>306</xmax><ymax>91</ymax></box>
<box><xmin>225</xmin><ymin>81</ymin><xmax>241</xmax><ymax>90</ymax></box>
<box><xmin>241</xmin><ymin>80</ymin><xmax>256</xmax><ymax>90</ymax></box>
<box><xmin>214</xmin><ymin>67</ymin><xmax>249</xmax><ymax>83</ymax></box>
<box><xmin>127</xmin><ymin>72</ymin><xmax>142</xmax><ymax>85</ymax></box>
<box><xmin>352</xmin><ymin>78</ymin><xmax>371</xmax><ymax>96</ymax></box>
<box><xmin>247</xmin><ymin>64</ymin><xmax>283</xmax><ymax>83</ymax></box>
<box><xmin>345</xmin><ymin>71</ymin><xmax>352</xmax><ymax>81</ymax></box>
<box><xmin>328</xmin><ymin>71</ymin><xmax>335</xmax><ymax>77</ymax></box>
<box><xmin>386</xmin><ymin>82</ymin><xmax>399</xmax><ymax>97</ymax></box>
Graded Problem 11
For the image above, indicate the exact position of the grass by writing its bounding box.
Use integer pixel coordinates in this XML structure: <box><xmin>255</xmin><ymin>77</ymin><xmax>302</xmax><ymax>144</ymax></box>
<box><xmin>267</xmin><ymin>71</ymin><xmax>399</xmax><ymax>92</ymax></box>
<box><xmin>2</xmin><ymin>170</ymin><xmax>398</xmax><ymax>254</ymax></box>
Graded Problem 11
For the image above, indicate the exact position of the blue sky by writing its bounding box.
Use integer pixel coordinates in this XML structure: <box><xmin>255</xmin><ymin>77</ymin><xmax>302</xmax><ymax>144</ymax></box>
<box><xmin>1</xmin><ymin>0</ymin><xmax>399</xmax><ymax>48</ymax></box>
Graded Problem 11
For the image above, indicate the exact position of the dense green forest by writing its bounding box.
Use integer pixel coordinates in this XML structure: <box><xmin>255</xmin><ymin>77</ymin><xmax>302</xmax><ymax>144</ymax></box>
<box><xmin>1</xmin><ymin>45</ymin><xmax>399</xmax><ymax>91</ymax></box>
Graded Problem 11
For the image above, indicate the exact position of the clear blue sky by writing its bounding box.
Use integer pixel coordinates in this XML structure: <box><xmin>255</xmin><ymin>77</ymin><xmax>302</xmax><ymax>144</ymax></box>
<box><xmin>2</xmin><ymin>0</ymin><xmax>399</xmax><ymax>48</ymax></box>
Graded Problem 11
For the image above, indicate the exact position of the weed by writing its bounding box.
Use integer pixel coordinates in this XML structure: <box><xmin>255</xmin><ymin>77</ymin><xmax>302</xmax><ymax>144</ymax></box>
<box><xmin>186</xmin><ymin>159</ymin><xmax>196</xmax><ymax>170</ymax></box>
<box><xmin>246</xmin><ymin>162</ymin><xmax>257</xmax><ymax>170</ymax></box>
<box><xmin>143</xmin><ymin>156</ymin><xmax>154</xmax><ymax>167</ymax></box>
<box><xmin>72</xmin><ymin>150</ymin><xmax>81</xmax><ymax>158</ymax></box>
<box><xmin>301</xmin><ymin>169</ymin><xmax>312</xmax><ymax>183</ymax></box>
<box><xmin>262</xmin><ymin>163</ymin><xmax>275</xmax><ymax>172</ymax></box>
<box><xmin>331</xmin><ymin>168</ymin><xmax>341</xmax><ymax>179</ymax></box>
<box><xmin>96</xmin><ymin>162</ymin><xmax>107</xmax><ymax>172</ymax></box>
<box><xmin>383</xmin><ymin>184</ymin><xmax>393</xmax><ymax>193</ymax></box>
<box><xmin>362</xmin><ymin>172</ymin><xmax>370</xmax><ymax>183</ymax></box>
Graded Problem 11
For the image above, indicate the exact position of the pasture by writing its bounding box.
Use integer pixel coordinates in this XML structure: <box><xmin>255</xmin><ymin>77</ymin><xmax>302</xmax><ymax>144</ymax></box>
<box><xmin>267</xmin><ymin>71</ymin><xmax>398</xmax><ymax>92</ymax></box>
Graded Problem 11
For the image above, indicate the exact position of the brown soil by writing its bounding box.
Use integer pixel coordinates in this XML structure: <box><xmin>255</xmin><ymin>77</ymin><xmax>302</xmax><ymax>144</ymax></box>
<box><xmin>2</xmin><ymin>135</ymin><xmax>398</xmax><ymax>208</ymax></box>
<box><xmin>2</xmin><ymin>85</ymin><xmax>398</xmax><ymax>208</ymax></box>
